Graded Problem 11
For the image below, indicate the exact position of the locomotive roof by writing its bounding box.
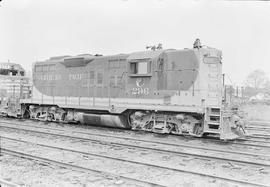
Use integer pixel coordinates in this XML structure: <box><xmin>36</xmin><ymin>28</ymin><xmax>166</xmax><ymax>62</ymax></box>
<box><xmin>49</xmin><ymin>55</ymin><xmax>71</xmax><ymax>60</ymax></box>
<box><xmin>35</xmin><ymin>46</ymin><xmax>221</xmax><ymax>65</ymax></box>
<box><xmin>127</xmin><ymin>50</ymin><xmax>166</xmax><ymax>60</ymax></box>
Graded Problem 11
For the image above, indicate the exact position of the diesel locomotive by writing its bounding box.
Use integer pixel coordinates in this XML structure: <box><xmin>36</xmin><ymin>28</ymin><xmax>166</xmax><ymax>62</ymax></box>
<box><xmin>5</xmin><ymin>42</ymin><xmax>246</xmax><ymax>140</ymax></box>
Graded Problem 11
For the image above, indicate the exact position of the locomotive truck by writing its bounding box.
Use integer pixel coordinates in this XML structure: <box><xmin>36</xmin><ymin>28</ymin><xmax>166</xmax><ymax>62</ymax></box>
<box><xmin>3</xmin><ymin>42</ymin><xmax>246</xmax><ymax>140</ymax></box>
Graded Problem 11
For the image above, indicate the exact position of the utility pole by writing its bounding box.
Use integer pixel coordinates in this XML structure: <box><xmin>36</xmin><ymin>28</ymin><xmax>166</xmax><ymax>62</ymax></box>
<box><xmin>222</xmin><ymin>73</ymin><xmax>225</xmax><ymax>87</ymax></box>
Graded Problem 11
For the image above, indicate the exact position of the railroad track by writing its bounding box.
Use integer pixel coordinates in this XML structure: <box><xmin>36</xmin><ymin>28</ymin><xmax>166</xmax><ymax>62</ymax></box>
<box><xmin>1</xmin><ymin>119</ymin><xmax>270</xmax><ymax>148</ymax></box>
<box><xmin>245</xmin><ymin>135</ymin><xmax>270</xmax><ymax>141</ymax></box>
<box><xmin>1</xmin><ymin>119</ymin><xmax>270</xmax><ymax>149</ymax></box>
<box><xmin>1</xmin><ymin>137</ymin><xmax>269</xmax><ymax>187</ymax></box>
<box><xmin>0</xmin><ymin>122</ymin><xmax>270</xmax><ymax>167</ymax></box>
<box><xmin>1</xmin><ymin>148</ymin><xmax>164</xmax><ymax>187</ymax></box>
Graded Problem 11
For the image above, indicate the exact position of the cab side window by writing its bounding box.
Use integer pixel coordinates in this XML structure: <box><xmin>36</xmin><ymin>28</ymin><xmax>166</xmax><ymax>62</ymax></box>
<box><xmin>130</xmin><ymin>61</ymin><xmax>150</xmax><ymax>75</ymax></box>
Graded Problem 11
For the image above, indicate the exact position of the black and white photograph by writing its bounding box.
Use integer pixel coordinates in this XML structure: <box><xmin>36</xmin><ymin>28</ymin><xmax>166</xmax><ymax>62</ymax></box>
<box><xmin>0</xmin><ymin>0</ymin><xmax>270</xmax><ymax>186</ymax></box>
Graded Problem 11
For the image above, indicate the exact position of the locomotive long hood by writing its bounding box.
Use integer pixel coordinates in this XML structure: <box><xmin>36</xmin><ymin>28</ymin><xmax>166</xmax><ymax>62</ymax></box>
<box><xmin>127</xmin><ymin>50</ymin><xmax>165</xmax><ymax>60</ymax></box>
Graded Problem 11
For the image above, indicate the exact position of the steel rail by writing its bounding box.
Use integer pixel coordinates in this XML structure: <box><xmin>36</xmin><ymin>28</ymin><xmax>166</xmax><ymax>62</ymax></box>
<box><xmin>247</xmin><ymin>127</ymin><xmax>270</xmax><ymax>131</ymax></box>
<box><xmin>245</xmin><ymin>135</ymin><xmax>270</xmax><ymax>141</ymax></box>
<box><xmin>2</xmin><ymin>139</ymin><xmax>268</xmax><ymax>187</ymax></box>
<box><xmin>0</xmin><ymin>179</ymin><xmax>21</xmax><ymax>187</ymax></box>
<box><xmin>1</xmin><ymin>125</ymin><xmax>270</xmax><ymax>168</ymax></box>
<box><xmin>247</xmin><ymin>125</ymin><xmax>270</xmax><ymax>128</ymax></box>
<box><xmin>249</xmin><ymin>120</ymin><xmax>270</xmax><ymax>125</ymax></box>
<box><xmin>250</xmin><ymin>134</ymin><xmax>270</xmax><ymax>138</ymax></box>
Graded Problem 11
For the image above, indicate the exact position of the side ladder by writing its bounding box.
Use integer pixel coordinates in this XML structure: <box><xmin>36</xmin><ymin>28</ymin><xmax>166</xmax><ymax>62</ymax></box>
<box><xmin>204</xmin><ymin>107</ymin><xmax>221</xmax><ymax>134</ymax></box>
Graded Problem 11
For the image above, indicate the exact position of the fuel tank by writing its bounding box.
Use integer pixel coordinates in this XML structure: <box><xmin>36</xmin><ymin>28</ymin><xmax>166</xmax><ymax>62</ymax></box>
<box><xmin>77</xmin><ymin>112</ymin><xmax>131</xmax><ymax>129</ymax></box>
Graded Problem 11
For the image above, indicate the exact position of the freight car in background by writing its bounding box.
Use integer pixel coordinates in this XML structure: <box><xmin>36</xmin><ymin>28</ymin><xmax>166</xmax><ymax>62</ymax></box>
<box><xmin>5</xmin><ymin>41</ymin><xmax>246</xmax><ymax>140</ymax></box>
<box><xmin>0</xmin><ymin>62</ymin><xmax>30</xmax><ymax>117</ymax></box>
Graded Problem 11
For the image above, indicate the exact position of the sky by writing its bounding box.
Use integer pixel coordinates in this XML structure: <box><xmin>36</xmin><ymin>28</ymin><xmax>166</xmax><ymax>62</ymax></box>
<box><xmin>0</xmin><ymin>0</ymin><xmax>270</xmax><ymax>86</ymax></box>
